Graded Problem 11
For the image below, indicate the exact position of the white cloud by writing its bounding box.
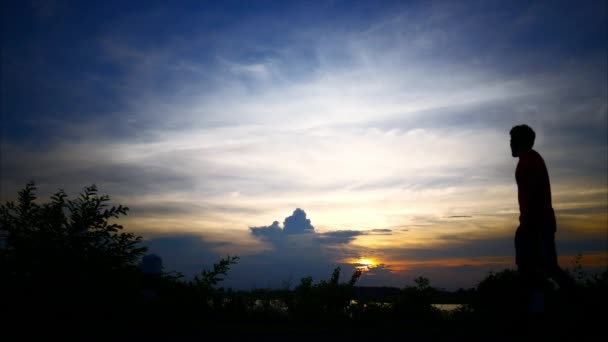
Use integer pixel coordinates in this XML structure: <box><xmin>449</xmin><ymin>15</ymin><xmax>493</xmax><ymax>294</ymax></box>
<box><xmin>2</xmin><ymin>1</ymin><xmax>605</xmax><ymax>289</ymax></box>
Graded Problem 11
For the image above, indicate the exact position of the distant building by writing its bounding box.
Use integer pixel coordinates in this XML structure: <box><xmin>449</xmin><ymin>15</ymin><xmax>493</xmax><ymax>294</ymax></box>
<box><xmin>0</xmin><ymin>230</ymin><xmax>7</xmax><ymax>250</ymax></box>
<box><xmin>140</xmin><ymin>254</ymin><xmax>163</xmax><ymax>275</ymax></box>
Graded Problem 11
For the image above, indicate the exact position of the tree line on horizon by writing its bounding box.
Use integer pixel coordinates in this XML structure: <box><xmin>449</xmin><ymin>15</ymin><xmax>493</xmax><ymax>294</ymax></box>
<box><xmin>1</xmin><ymin>183</ymin><xmax>606</xmax><ymax>338</ymax></box>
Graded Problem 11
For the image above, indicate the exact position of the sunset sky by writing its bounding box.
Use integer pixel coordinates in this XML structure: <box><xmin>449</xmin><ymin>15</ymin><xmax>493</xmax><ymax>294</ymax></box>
<box><xmin>2</xmin><ymin>0</ymin><xmax>606</xmax><ymax>289</ymax></box>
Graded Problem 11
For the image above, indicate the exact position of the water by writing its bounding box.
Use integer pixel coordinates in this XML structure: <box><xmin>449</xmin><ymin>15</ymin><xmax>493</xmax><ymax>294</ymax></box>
<box><xmin>431</xmin><ymin>304</ymin><xmax>464</xmax><ymax>312</ymax></box>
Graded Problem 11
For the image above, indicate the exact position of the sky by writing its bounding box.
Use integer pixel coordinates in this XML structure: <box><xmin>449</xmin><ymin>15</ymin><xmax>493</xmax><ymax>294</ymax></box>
<box><xmin>1</xmin><ymin>0</ymin><xmax>606</xmax><ymax>290</ymax></box>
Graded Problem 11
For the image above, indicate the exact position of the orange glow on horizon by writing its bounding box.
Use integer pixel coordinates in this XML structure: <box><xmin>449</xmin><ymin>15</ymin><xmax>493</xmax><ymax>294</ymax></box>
<box><xmin>345</xmin><ymin>257</ymin><xmax>382</xmax><ymax>272</ymax></box>
<box><xmin>343</xmin><ymin>252</ymin><xmax>607</xmax><ymax>275</ymax></box>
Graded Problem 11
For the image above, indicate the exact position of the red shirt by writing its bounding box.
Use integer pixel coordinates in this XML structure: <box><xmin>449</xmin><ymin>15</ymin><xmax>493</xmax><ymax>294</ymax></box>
<box><xmin>516</xmin><ymin>149</ymin><xmax>556</xmax><ymax>232</ymax></box>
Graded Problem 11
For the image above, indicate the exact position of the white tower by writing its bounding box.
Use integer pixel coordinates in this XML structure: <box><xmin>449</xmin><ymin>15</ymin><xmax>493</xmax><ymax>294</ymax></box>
<box><xmin>141</xmin><ymin>254</ymin><xmax>163</xmax><ymax>275</ymax></box>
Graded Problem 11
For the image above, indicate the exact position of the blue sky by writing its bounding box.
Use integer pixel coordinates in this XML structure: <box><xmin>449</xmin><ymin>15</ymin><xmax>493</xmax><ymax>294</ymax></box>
<box><xmin>2</xmin><ymin>0</ymin><xmax>606</xmax><ymax>289</ymax></box>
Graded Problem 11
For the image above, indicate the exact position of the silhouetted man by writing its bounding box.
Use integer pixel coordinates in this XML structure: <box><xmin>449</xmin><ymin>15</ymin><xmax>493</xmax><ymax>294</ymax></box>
<box><xmin>510</xmin><ymin>125</ymin><xmax>574</xmax><ymax>312</ymax></box>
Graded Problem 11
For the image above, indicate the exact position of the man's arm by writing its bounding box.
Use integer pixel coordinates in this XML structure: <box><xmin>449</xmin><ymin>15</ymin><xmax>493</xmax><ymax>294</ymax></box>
<box><xmin>518</xmin><ymin>162</ymin><xmax>542</xmax><ymax>230</ymax></box>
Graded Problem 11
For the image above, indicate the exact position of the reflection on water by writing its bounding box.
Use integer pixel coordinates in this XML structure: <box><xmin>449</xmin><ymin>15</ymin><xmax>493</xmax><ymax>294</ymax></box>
<box><xmin>250</xmin><ymin>299</ymin><xmax>463</xmax><ymax>313</ymax></box>
<box><xmin>431</xmin><ymin>304</ymin><xmax>463</xmax><ymax>312</ymax></box>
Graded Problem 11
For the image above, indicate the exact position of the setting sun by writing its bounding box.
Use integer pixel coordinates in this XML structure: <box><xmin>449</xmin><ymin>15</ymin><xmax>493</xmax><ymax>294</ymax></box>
<box><xmin>357</xmin><ymin>258</ymin><xmax>376</xmax><ymax>266</ymax></box>
<box><xmin>352</xmin><ymin>257</ymin><xmax>380</xmax><ymax>271</ymax></box>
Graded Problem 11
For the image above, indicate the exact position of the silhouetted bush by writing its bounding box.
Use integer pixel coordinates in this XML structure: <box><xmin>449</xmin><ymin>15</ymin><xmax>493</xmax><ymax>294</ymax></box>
<box><xmin>290</xmin><ymin>267</ymin><xmax>362</xmax><ymax>321</ymax></box>
<box><xmin>393</xmin><ymin>276</ymin><xmax>439</xmax><ymax>318</ymax></box>
<box><xmin>140</xmin><ymin>254</ymin><xmax>240</xmax><ymax>330</ymax></box>
<box><xmin>0</xmin><ymin>182</ymin><xmax>147</xmax><ymax>336</ymax></box>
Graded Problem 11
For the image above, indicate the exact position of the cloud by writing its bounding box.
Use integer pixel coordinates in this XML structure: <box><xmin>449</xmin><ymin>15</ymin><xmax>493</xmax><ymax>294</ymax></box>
<box><xmin>0</xmin><ymin>142</ymin><xmax>196</xmax><ymax>199</ymax></box>
<box><xmin>283</xmin><ymin>208</ymin><xmax>315</xmax><ymax>234</ymax></box>
<box><xmin>369</xmin><ymin>228</ymin><xmax>392</xmax><ymax>234</ymax></box>
<box><xmin>315</xmin><ymin>228</ymin><xmax>394</xmax><ymax>245</ymax></box>
<box><xmin>250</xmin><ymin>208</ymin><xmax>315</xmax><ymax>239</ymax></box>
<box><xmin>317</xmin><ymin>230</ymin><xmax>363</xmax><ymax>245</ymax></box>
<box><xmin>225</xmin><ymin>60</ymin><xmax>272</xmax><ymax>80</ymax></box>
<box><xmin>143</xmin><ymin>235</ymin><xmax>227</xmax><ymax>277</ymax></box>
<box><xmin>236</xmin><ymin>209</ymin><xmax>385</xmax><ymax>287</ymax></box>
<box><xmin>250</xmin><ymin>209</ymin><xmax>393</xmax><ymax>246</ymax></box>
<box><xmin>2</xmin><ymin>1</ymin><xmax>606</xmax><ymax>290</ymax></box>
<box><xmin>250</xmin><ymin>220</ymin><xmax>283</xmax><ymax>244</ymax></box>
<box><xmin>250</xmin><ymin>208</ymin><xmax>360</xmax><ymax>244</ymax></box>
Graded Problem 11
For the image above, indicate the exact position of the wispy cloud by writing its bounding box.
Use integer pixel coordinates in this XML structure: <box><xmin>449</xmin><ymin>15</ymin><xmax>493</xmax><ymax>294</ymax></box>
<box><xmin>2</xmin><ymin>1</ymin><xmax>605</xmax><ymax>288</ymax></box>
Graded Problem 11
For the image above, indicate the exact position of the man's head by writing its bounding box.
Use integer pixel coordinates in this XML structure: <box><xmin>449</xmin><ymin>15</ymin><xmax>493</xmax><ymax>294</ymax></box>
<box><xmin>510</xmin><ymin>124</ymin><xmax>535</xmax><ymax>157</ymax></box>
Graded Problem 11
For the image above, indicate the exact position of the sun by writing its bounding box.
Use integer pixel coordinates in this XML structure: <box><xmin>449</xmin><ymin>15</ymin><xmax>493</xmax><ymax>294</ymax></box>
<box><xmin>357</xmin><ymin>258</ymin><xmax>376</xmax><ymax>266</ymax></box>
<box><xmin>353</xmin><ymin>257</ymin><xmax>379</xmax><ymax>271</ymax></box>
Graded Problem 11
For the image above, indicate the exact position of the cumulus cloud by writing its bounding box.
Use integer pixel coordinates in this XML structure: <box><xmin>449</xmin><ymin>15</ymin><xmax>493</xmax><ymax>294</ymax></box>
<box><xmin>250</xmin><ymin>208</ymin><xmax>314</xmax><ymax>239</ymax></box>
<box><xmin>250</xmin><ymin>208</ymin><xmax>393</xmax><ymax>246</ymax></box>
<box><xmin>236</xmin><ymin>209</ymin><xmax>352</xmax><ymax>287</ymax></box>
<box><xmin>249</xmin><ymin>220</ymin><xmax>283</xmax><ymax>244</ymax></box>
<box><xmin>283</xmin><ymin>208</ymin><xmax>315</xmax><ymax>234</ymax></box>
<box><xmin>250</xmin><ymin>220</ymin><xmax>283</xmax><ymax>235</ymax></box>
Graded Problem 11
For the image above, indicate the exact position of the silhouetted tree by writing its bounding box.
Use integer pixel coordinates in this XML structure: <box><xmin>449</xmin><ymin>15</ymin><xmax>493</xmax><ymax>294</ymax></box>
<box><xmin>0</xmin><ymin>182</ymin><xmax>147</xmax><ymax>334</ymax></box>
<box><xmin>193</xmin><ymin>255</ymin><xmax>240</xmax><ymax>291</ymax></box>
<box><xmin>290</xmin><ymin>267</ymin><xmax>362</xmax><ymax>321</ymax></box>
<box><xmin>393</xmin><ymin>276</ymin><xmax>439</xmax><ymax>320</ymax></box>
<box><xmin>1</xmin><ymin>182</ymin><xmax>146</xmax><ymax>275</ymax></box>
<box><xmin>472</xmin><ymin>269</ymin><xmax>521</xmax><ymax>316</ymax></box>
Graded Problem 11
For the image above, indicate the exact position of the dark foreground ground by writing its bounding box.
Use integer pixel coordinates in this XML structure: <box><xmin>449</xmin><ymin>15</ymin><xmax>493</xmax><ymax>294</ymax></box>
<box><xmin>7</xmin><ymin>286</ymin><xmax>605</xmax><ymax>341</ymax></box>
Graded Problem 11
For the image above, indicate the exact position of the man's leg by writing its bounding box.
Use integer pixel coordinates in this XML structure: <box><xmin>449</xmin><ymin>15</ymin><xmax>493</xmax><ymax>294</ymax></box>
<box><xmin>515</xmin><ymin>227</ymin><xmax>551</xmax><ymax>335</ymax></box>
<box><xmin>542</xmin><ymin>232</ymin><xmax>576</xmax><ymax>292</ymax></box>
<box><xmin>515</xmin><ymin>227</ymin><xmax>544</xmax><ymax>311</ymax></box>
